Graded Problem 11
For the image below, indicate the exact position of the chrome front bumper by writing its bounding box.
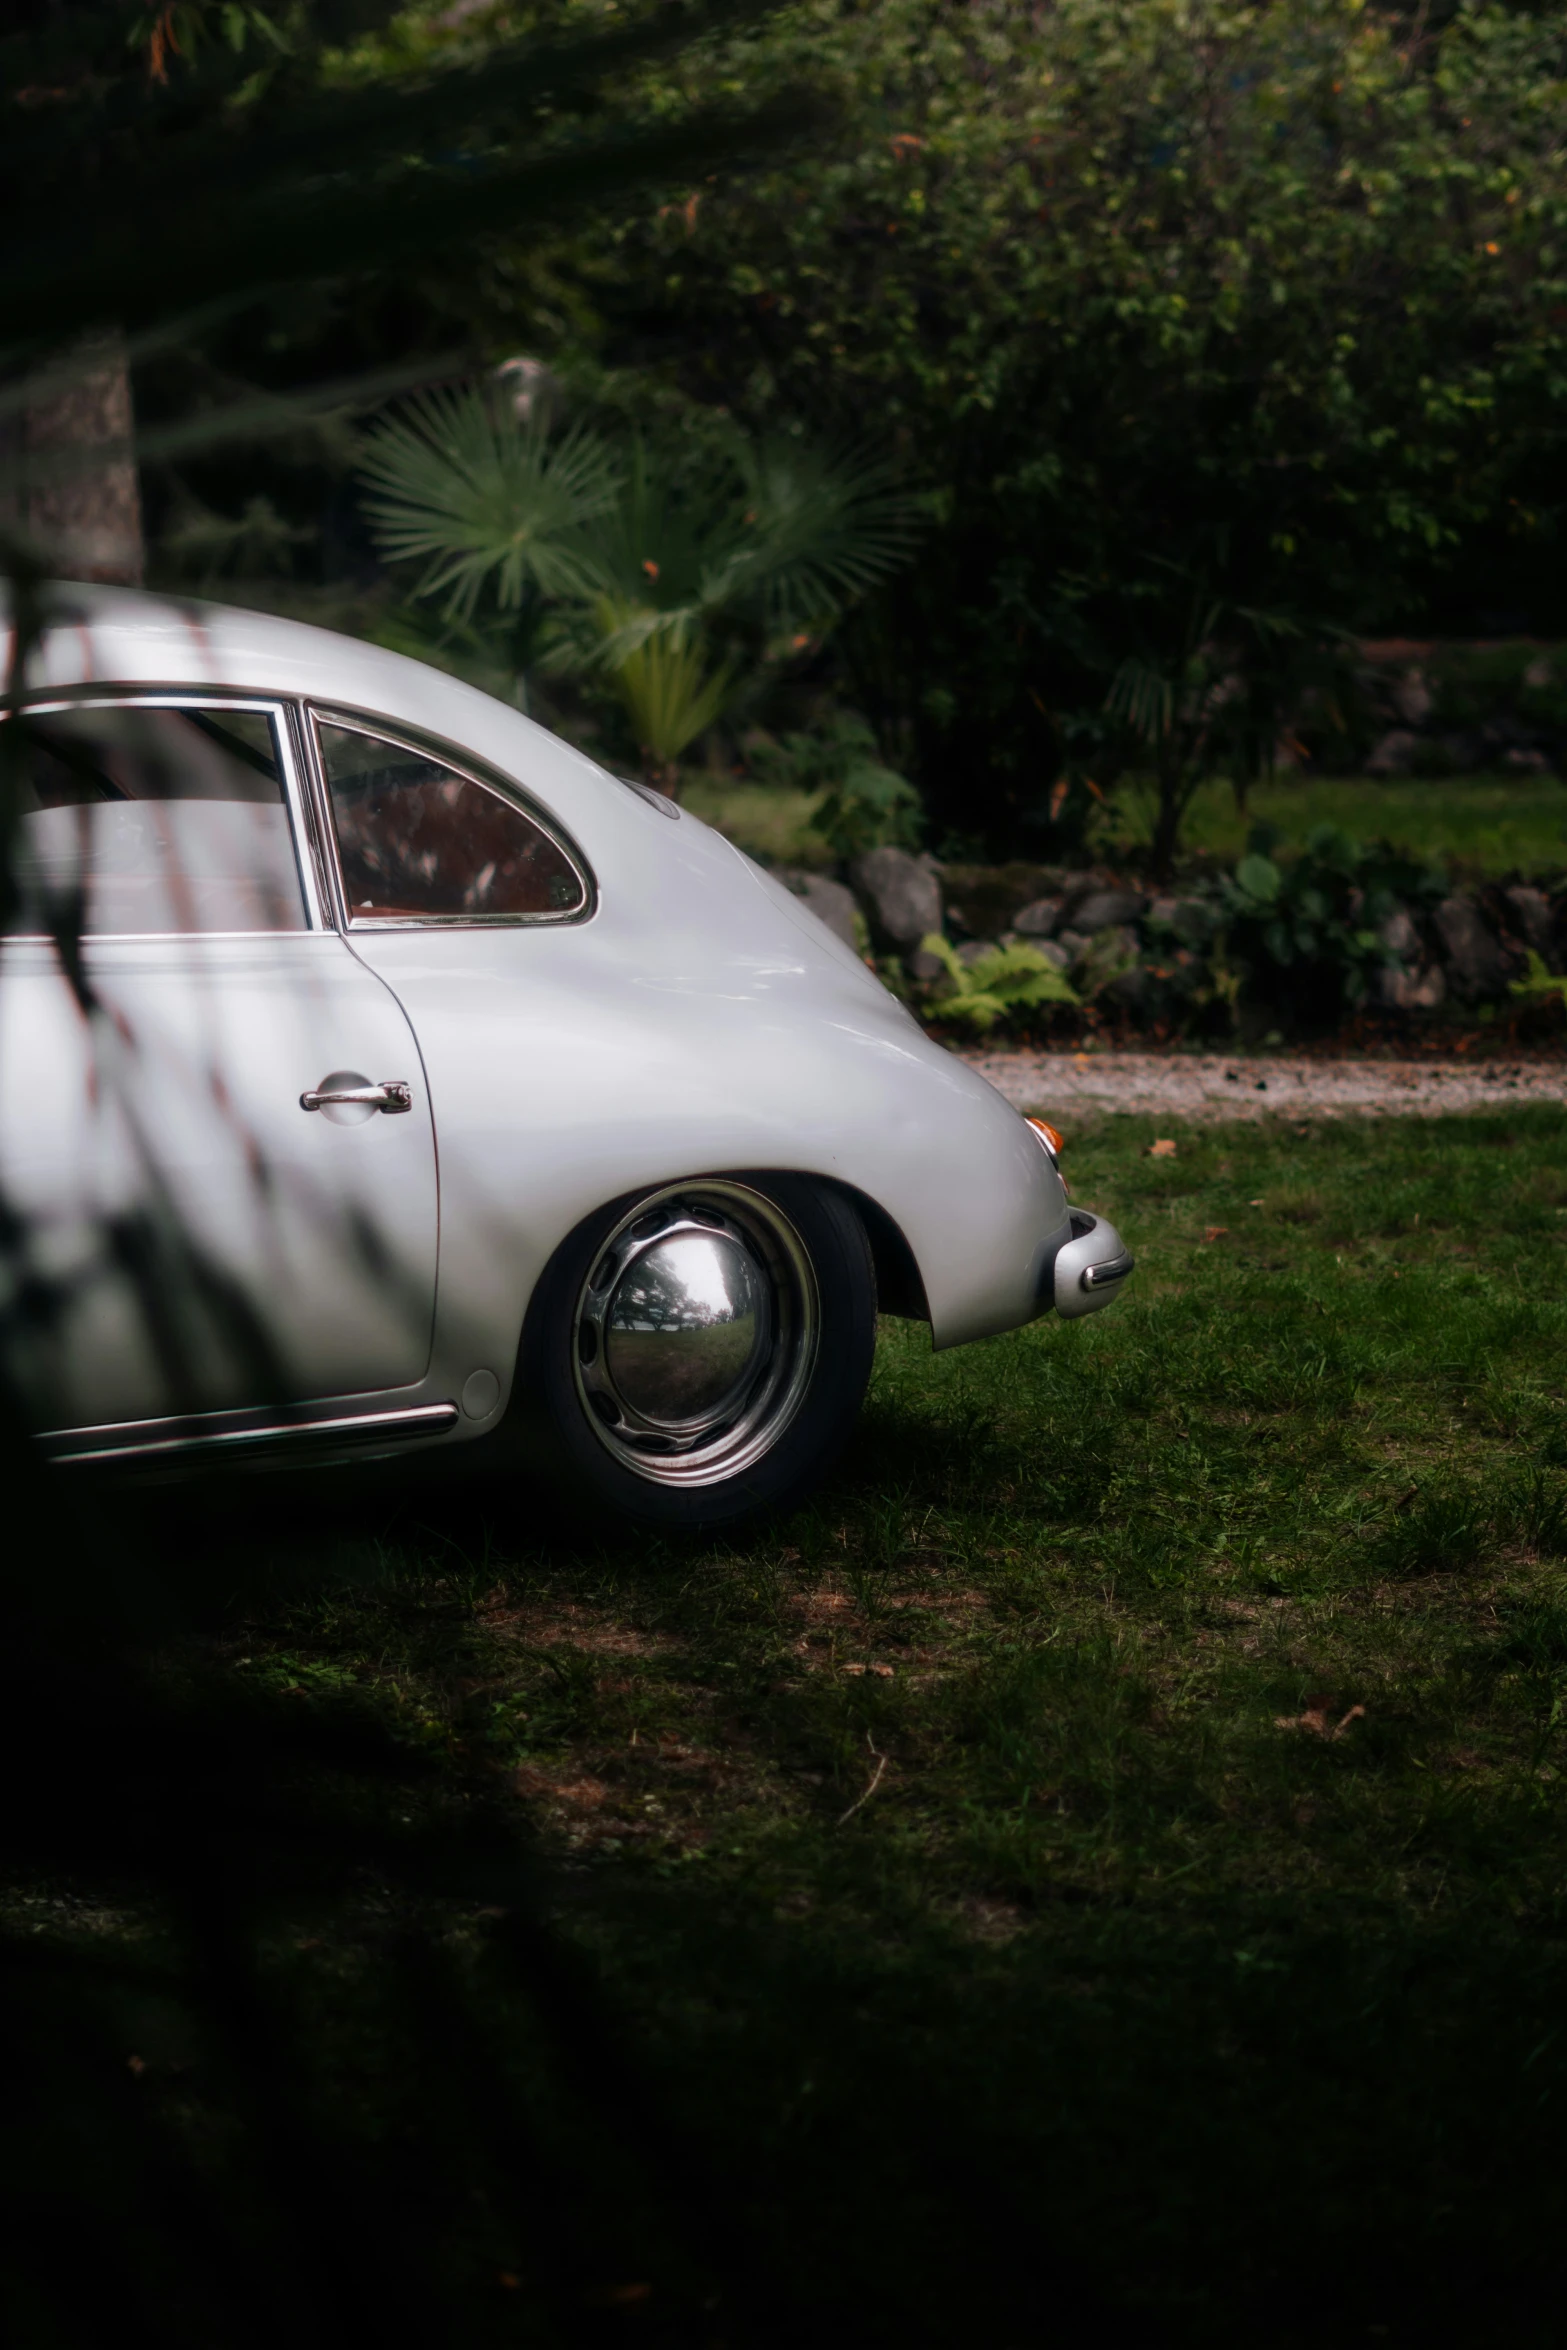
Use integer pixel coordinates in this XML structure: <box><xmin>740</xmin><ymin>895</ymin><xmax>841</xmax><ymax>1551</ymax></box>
<box><xmin>1051</xmin><ymin>1209</ymin><xmax>1135</xmax><ymax>1320</ymax></box>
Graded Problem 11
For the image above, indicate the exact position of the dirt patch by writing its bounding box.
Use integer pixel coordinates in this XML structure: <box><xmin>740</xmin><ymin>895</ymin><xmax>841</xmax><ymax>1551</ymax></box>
<box><xmin>961</xmin><ymin>1047</ymin><xmax>1567</xmax><ymax>1122</ymax></box>
<box><xmin>957</xmin><ymin>1895</ymin><xmax>1028</xmax><ymax>1944</ymax></box>
<box><xmin>779</xmin><ymin>1576</ymin><xmax>989</xmax><ymax>1676</ymax></box>
<box><xmin>476</xmin><ymin>1591</ymin><xmax>680</xmax><ymax>1659</ymax></box>
<box><xmin>513</xmin><ymin>1765</ymin><xmax>611</xmax><ymax>1811</ymax></box>
<box><xmin>512</xmin><ymin>1736</ymin><xmax>745</xmax><ymax>1853</ymax></box>
<box><xmin>786</xmin><ymin>1583</ymin><xmax>857</xmax><ymax>1627</ymax></box>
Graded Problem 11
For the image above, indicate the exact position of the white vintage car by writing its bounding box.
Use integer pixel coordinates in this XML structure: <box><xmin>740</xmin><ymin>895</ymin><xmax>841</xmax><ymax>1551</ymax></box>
<box><xmin>0</xmin><ymin>589</ymin><xmax>1132</xmax><ymax>1527</ymax></box>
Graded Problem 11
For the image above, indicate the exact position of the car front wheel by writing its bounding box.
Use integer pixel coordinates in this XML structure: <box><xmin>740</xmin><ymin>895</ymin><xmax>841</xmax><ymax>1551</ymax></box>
<box><xmin>524</xmin><ymin>1174</ymin><xmax>877</xmax><ymax>1531</ymax></box>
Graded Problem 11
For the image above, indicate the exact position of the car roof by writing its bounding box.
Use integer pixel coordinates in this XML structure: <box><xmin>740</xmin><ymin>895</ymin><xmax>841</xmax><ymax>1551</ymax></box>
<box><xmin>6</xmin><ymin>580</ymin><xmax>612</xmax><ymax>806</ymax></box>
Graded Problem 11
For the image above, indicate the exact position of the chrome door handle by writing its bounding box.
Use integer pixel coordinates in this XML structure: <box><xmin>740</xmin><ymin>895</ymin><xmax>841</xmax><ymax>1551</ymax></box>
<box><xmin>299</xmin><ymin>1080</ymin><xmax>412</xmax><ymax>1114</ymax></box>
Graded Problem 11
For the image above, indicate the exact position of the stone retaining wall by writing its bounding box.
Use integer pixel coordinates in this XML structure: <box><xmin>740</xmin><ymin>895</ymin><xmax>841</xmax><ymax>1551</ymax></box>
<box><xmin>778</xmin><ymin>848</ymin><xmax>1567</xmax><ymax>1031</ymax></box>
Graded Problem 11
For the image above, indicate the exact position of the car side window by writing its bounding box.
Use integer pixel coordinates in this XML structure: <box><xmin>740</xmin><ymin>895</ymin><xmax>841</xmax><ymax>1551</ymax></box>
<box><xmin>315</xmin><ymin>720</ymin><xmax>586</xmax><ymax>923</ymax></box>
<box><xmin>6</xmin><ymin>702</ymin><xmax>305</xmax><ymax>936</ymax></box>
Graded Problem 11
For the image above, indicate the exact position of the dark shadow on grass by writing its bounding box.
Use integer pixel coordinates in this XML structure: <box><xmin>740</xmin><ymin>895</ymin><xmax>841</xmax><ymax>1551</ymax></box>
<box><xmin>535</xmin><ymin>1853</ymin><xmax>1567</xmax><ymax>2348</ymax></box>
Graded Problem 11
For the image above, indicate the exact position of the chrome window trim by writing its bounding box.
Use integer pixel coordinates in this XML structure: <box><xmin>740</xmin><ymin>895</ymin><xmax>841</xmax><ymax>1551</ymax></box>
<box><xmin>305</xmin><ymin>703</ymin><xmax>596</xmax><ymax>931</ymax></box>
<box><xmin>282</xmin><ymin>698</ymin><xmax>342</xmax><ymax>929</ymax></box>
<box><xmin>1</xmin><ymin>688</ymin><xmax>326</xmax><ymax>936</ymax></box>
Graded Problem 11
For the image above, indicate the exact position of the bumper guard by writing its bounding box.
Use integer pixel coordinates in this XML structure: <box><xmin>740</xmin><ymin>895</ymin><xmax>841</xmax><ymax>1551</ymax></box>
<box><xmin>1051</xmin><ymin>1209</ymin><xmax>1135</xmax><ymax>1319</ymax></box>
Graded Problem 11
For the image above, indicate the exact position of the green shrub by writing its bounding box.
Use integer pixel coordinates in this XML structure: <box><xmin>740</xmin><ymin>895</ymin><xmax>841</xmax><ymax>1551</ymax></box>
<box><xmin>749</xmin><ymin>715</ymin><xmax>923</xmax><ymax>857</ymax></box>
<box><xmin>1220</xmin><ymin>823</ymin><xmax>1443</xmax><ymax>1025</ymax></box>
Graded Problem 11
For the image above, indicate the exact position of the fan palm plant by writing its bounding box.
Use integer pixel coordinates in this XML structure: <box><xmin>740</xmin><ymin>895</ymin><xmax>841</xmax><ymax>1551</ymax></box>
<box><xmin>357</xmin><ymin>386</ymin><xmax>623</xmax><ymax>700</ymax></box>
<box><xmin>358</xmin><ymin>387</ymin><xmax>922</xmax><ymax>784</ymax></box>
<box><xmin>552</xmin><ymin>433</ymin><xmax>746</xmax><ymax>773</ymax></box>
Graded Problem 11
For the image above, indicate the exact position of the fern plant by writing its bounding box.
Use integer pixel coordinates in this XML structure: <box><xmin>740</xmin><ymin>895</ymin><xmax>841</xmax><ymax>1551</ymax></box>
<box><xmin>915</xmin><ymin>933</ymin><xmax>1079</xmax><ymax>1033</ymax></box>
<box><xmin>1510</xmin><ymin>950</ymin><xmax>1567</xmax><ymax>1009</ymax></box>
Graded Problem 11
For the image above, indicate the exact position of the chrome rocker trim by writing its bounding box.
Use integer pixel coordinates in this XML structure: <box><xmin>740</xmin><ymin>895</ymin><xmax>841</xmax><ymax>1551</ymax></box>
<box><xmin>43</xmin><ymin>1399</ymin><xmax>459</xmax><ymax>1466</ymax></box>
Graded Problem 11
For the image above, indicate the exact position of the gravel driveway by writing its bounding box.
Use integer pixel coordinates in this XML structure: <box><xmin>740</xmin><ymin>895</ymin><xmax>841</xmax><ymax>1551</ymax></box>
<box><xmin>960</xmin><ymin>1048</ymin><xmax>1567</xmax><ymax>1122</ymax></box>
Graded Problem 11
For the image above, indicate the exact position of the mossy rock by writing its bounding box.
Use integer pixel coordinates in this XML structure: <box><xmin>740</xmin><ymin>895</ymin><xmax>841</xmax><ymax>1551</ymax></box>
<box><xmin>1429</xmin><ymin>641</ymin><xmax>1567</xmax><ymax>734</ymax></box>
<box><xmin>939</xmin><ymin>862</ymin><xmax>1072</xmax><ymax>939</ymax></box>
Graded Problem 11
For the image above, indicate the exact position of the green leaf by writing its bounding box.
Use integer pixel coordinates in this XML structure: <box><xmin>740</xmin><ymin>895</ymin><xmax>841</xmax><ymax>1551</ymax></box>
<box><xmin>1235</xmin><ymin>854</ymin><xmax>1281</xmax><ymax>904</ymax></box>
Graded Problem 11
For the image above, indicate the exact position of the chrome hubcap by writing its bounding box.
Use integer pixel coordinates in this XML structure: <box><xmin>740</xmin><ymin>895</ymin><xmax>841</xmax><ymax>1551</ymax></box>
<box><xmin>572</xmin><ymin>1182</ymin><xmax>819</xmax><ymax>1488</ymax></box>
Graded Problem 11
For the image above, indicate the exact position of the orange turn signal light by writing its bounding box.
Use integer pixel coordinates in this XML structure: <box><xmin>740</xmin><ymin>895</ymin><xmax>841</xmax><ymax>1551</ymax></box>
<box><xmin>1026</xmin><ymin>1117</ymin><xmax>1065</xmax><ymax>1159</ymax></box>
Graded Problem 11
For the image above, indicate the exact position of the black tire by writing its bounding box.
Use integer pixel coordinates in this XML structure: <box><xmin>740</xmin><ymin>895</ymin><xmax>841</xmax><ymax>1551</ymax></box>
<box><xmin>520</xmin><ymin>1173</ymin><xmax>877</xmax><ymax>1532</ymax></box>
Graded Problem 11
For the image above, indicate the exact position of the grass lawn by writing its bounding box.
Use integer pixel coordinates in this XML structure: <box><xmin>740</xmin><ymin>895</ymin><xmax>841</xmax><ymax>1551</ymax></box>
<box><xmin>684</xmin><ymin>769</ymin><xmax>1567</xmax><ymax>880</ymax></box>
<box><xmin>34</xmin><ymin>1108</ymin><xmax>1567</xmax><ymax>2344</ymax></box>
<box><xmin>1120</xmin><ymin>771</ymin><xmax>1567</xmax><ymax>878</ymax></box>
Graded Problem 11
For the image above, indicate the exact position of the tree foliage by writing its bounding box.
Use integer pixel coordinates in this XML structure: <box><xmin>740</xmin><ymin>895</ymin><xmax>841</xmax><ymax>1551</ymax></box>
<box><xmin>2</xmin><ymin>1</ymin><xmax>793</xmax><ymax>352</ymax></box>
<box><xmin>593</xmin><ymin>0</ymin><xmax>1567</xmax><ymax>849</ymax></box>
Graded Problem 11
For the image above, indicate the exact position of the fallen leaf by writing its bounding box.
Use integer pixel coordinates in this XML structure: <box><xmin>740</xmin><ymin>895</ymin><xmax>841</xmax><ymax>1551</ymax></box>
<box><xmin>557</xmin><ymin>1777</ymin><xmax>610</xmax><ymax>1805</ymax></box>
<box><xmin>1203</xmin><ymin>1226</ymin><xmax>1229</xmax><ymax>1243</ymax></box>
<box><xmin>1249</xmin><ymin>1197</ymin><xmax>1265</xmax><ymax>1207</ymax></box>
<box><xmin>1275</xmin><ymin>1703</ymin><xmax>1366</xmax><ymax>1739</ymax></box>
<box><xmin>1146</xmin><ymin>1138</ymin><xmax>1178</xmax><ymax>1158</ymax></box>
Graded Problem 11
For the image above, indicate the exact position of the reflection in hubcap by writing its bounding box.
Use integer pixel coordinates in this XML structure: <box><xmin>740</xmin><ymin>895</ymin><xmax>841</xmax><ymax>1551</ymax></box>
<box><xmin>605</xmin><ymin>1232</ymin><xmax>770</xmax><ymax>1429</ymax></box>
<box><xmin>571</xmin><ymin>1183</ymin><xmax>820</xmax><ymax>1490</ymax></box>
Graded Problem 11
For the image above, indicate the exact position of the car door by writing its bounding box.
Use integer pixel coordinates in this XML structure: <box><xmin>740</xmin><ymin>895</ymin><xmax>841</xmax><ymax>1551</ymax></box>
<box><xmin>0</xmin><ymin>694</ymin><xmax>439</xmax><ymax>1441</ymax></box>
